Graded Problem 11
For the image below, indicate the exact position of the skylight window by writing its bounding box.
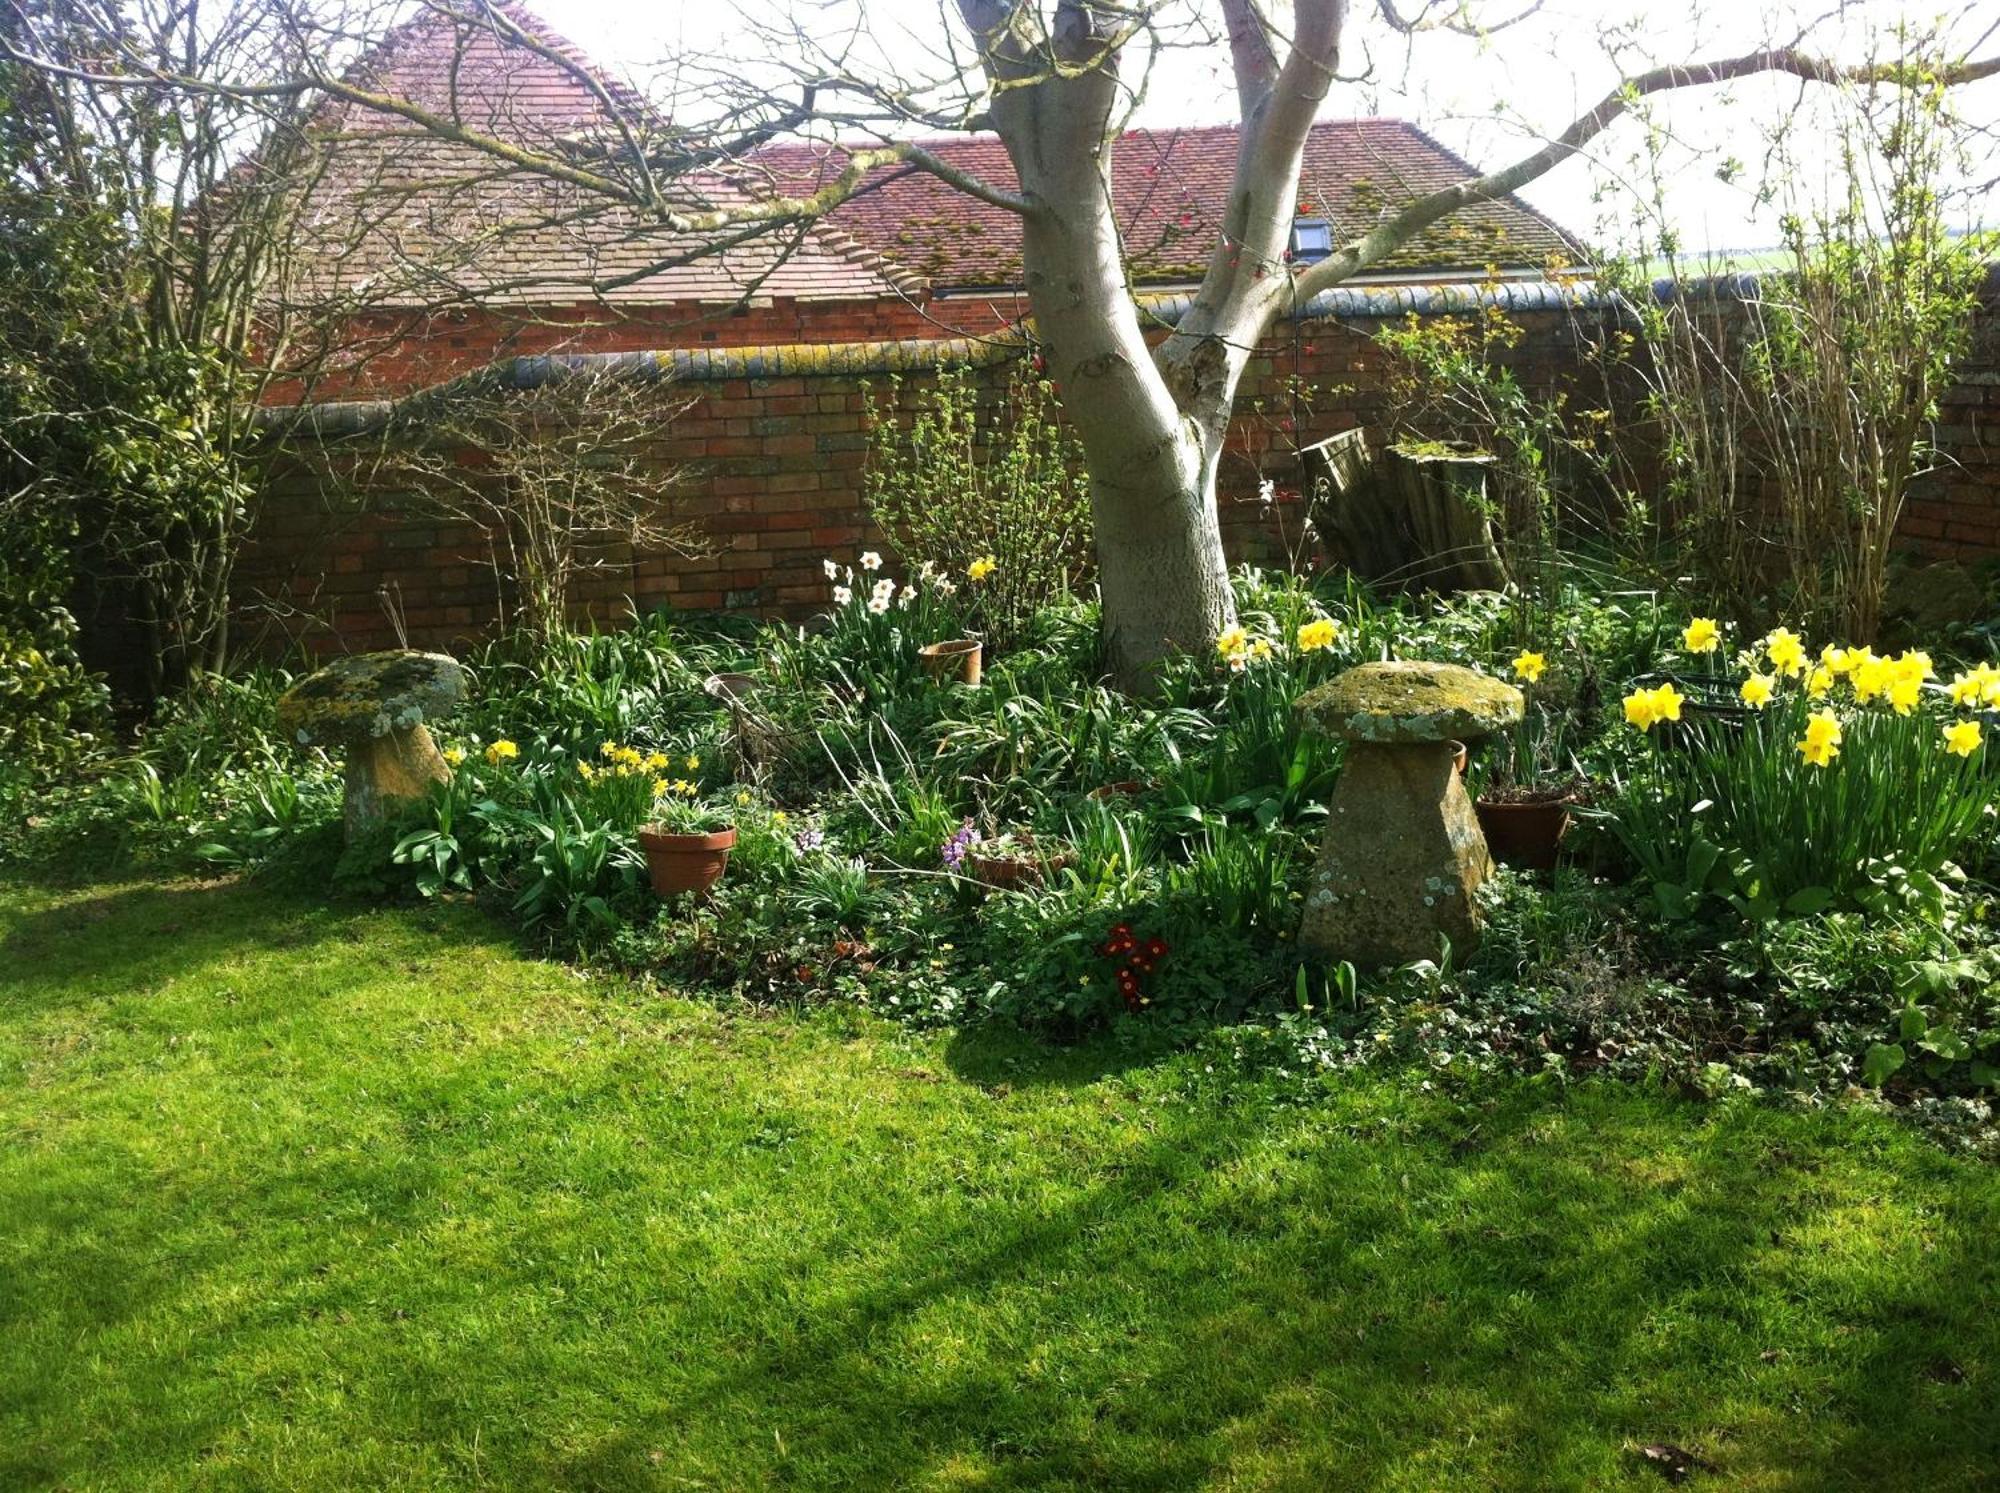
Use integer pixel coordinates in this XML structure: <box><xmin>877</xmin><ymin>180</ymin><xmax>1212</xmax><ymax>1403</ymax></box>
<box><xmin>1290</xmin><ymin>217</ymin><xmax>1333</xmax><ymax>265</ymax></box>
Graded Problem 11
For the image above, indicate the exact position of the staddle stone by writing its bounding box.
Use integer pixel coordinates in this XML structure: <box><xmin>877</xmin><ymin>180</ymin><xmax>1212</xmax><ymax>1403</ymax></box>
<box><xmin>1295</xmin><ymin>658</ymin><xmax>1523</xmax><ymax>744</ymax></box>
<box><xmin>1295</xmin><ymin>661</ymin><xmax>1522</xmax><ymax>967</ymax></box>
<box><xmin>276</xmin><ymin>649</ymin><xmax>469</xmax><ymax>839</ymax></box>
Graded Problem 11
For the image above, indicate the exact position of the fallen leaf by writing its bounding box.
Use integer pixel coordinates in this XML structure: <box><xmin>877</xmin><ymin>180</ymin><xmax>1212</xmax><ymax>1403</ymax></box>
<box><xmin>1638</xmin><ymin>1443</ymin><xmax>1716</xmax><ymax>1484</ymax></box>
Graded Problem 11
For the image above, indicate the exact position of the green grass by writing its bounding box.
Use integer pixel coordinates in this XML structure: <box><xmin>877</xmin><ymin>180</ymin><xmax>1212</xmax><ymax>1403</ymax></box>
<box><xmin>2</xmin><ymin>877</ymin><xmax>1996</xmax><ymax>1491</ymax></box>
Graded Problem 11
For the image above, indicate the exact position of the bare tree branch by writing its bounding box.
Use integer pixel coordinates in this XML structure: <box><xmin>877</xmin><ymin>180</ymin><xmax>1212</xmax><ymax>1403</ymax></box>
<box><xmin>1294</xmin><ymin>43</ymin><xmax>2000</xmax><ymax>300</ymax></box>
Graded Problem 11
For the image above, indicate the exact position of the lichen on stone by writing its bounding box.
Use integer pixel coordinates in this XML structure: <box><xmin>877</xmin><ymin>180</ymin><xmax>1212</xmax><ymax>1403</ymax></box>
<box><xmin>276</xmin><ymin>650</ymin><xmax>469</xmax><ymax>749</ymax></box>
<box><xmin>1295</xmin><ymin>659</ymin><xmax>1523</xmax><ymax>744</ymax></box>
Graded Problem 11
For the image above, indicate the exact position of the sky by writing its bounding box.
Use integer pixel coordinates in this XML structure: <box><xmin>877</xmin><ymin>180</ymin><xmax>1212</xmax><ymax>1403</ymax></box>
<box><xmin>537</xmin><ymin>0</ymin><xmax>2000</xmax><ymax>254</ymax></box>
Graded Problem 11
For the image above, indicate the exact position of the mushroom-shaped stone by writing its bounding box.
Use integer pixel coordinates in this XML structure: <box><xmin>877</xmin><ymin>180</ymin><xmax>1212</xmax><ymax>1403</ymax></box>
<box><xmin>1294</xmin><ymin>660</ymin><xmax>1523</xmax><ymax>967</ymax></box>
<box><xmin>276</xmin><ymin>650</ymin><xmax>469</xmax><ymax>839</ymax></box>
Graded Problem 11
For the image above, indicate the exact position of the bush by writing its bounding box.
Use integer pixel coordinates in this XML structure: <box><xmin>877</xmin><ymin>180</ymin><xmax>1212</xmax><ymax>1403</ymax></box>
<box><xmin>863</xmin><ymin>364</ymin><xmax>1092</xmax><ymax>648</ymax></box>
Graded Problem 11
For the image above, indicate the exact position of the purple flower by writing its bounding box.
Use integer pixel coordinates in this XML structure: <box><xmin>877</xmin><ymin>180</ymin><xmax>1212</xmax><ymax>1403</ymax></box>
<box><xmin>793</xmin><ymin>827</ymin><xmax>826</xmax><ymax>853</ymax></box>
<box><xmin>941</xmin><ymin>818</ymin><xmax>981</xmax><ymax>869</ymax></box>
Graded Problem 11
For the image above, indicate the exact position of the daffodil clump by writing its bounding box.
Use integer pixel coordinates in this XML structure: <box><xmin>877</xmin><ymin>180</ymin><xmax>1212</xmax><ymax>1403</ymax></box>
<box><xmin>571</xmin><ymin>740</ymin><xmax>713</xmax><ymax>830</ymax></box>
<box><xmin>1214</xmin><ymin>614</ymin><xmax>1344</xmax><ymax>673</ymax></box>
<box><xmin>815</xmin><ymin>547</ymin><xmax>973</xmax><ymax>696</ymax></box>
<box><xmin>1610</xmin><ymin>623</ymin><xmax>1998</xmax><ymax>907</ymax></box>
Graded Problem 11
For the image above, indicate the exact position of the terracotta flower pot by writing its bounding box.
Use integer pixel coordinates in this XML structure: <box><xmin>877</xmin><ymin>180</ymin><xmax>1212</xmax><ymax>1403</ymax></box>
<box><xmin>965</xmin><ymin>835</ymin><xmax>1073</xmax><ymax>890</ymax></box>
<box><xmin>638</xmin><ymin>824</ymin><xmax>737</xmax><ymax>897</ymax></box>
<box><xmin>1474</xmin><ymin>795</ymin><xmax>1573</xmax><ymax>872</ymax></box>
<box><xmin>1450</xmin><ymin>740</ymin><xmax>1469</xmax><ymax>776</ymax></box>
<box><xmin>1087</xmin><ymin>779</ymin><xmax>1147</xmax><ymax>802</ymax></box>
<box><xmin>702</xmin><ymin>671</ymin><xmax>763</xmax><ymax>705</ymax></box>
<box><xmin>918</xmin><ymin>638</ymin><xmax>983</xmax><ymax>686</ymax></box>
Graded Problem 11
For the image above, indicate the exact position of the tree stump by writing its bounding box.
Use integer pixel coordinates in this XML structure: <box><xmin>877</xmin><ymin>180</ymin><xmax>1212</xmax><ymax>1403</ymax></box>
<box><xmin>1383</xmin><ymin>444</ymin><xmax>1510</xmax><ymax>593</ymax></box>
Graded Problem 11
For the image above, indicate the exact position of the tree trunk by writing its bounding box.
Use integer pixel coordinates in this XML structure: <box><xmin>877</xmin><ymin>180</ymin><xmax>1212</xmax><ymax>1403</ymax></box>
<box><xmin>988</xmin><ymin>59</ymin><xmax>1239</xmax><ymax>691</ymax></box>
<box><xmin>1090</xmin><ymin>438</ymin><xmax>1236</xmax><ymax>682</ymax></box>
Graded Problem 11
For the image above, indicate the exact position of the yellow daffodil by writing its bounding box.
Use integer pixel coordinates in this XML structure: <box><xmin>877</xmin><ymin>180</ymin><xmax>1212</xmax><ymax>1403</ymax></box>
<box><xmin>484</xmin><ymin>739</ymin><xmax>519</xmax><ymax>766</ymax></box>
<box><xmin>1247</xmin><ymin>636</ymin><xmax>1274</xmax><ymax>661</ymax></box>
<box><xmin>1850</xmin><ymin>651</ymin><xmax>1889</xmax><ymax>704</ymax></box>
<box><xmin>1623</xmin><ymin>682</ymin><xmax>1684</xmax><ymax>731</ymax></box>
<box><xmin>1944</xmin><ymin>719</ymin><xmax>1983</xmax><ymax>758</ymax></box>
<box><xmin>1805</xmin><ymin>665</ymin><xmax>1834</xmax><ymax>698</ymax></box>
<box><xmin>1215</xmin><ymin>625</ymin><xmax>1248</xmax><ymax>659</ymax></box>
<box><xmin>1682</xmin><ymin>617</ymin><xmax>1721</xmax><ymax>654</ymax></box>
<box><xmin>686</xmin><ymin>754</ymin><xmax>701</xmax><ymax>770</ymax></box>
<box><xmin>1950</xmin><ymin>662</ymin><xmax>2000</xmax><ymax>707</ymax></box>
<box><xmin>1295</xmin><ymin>618</ymin><xmax>1341</xmax><ymax>653</ymax></box>
<box><xmin>442</xmin><ymin>745</ymin><xmax>467</xmax><ymax>767</ymax></box>
<box><xmin>1882</xmin><ymin>651</ymin><xmax>1931</xmax><ymax>715</ymax></box>
<box><xmin>645</xmin><ymin>752</ymin><xmax>670</xmax><ymax>772</ymax></box>
<box><xmin>734</xmin><ymin>789</ymin><xmax>752</xmax><ymax>805</ymax></box>
<box><xmin>1740</xmin><ymin>673</ymin><xmax>1775</xmax><ymax>709</ymax></box>
<box><xmin>967</xmin><ymin>554</ymin><xmax>998</xmax><ymax>581</ymax></box>
<box><xmin>1797</xmin><ymin>710</ymin><xmax>1843</xmax><ymax>768</ymax></box>
<box><xmin>1764</xmin><ymin>627</ymin><xmax>1807</xmax><ymax>679</ymax></box>
<box><xmin>1820</xmin><ymin>643</ymin><xmax>1858</xmax><ymax>676</ymax></box>
<box><xmin>1512</xmin><ymin>650</ymin><xmax>1547</xmax><ymax>683</ymax></box>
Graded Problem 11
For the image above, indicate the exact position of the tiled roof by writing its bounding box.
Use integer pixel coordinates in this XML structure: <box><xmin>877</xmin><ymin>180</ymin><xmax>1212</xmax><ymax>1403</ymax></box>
<box><xmin>289</xmin><ymin>2</ymin><xmax>907</xmax><ymax>308</ymax></box>
<box><xmin>752</xmin><ymin>121</ymin><xmax>1579</xmax><ymax>290</ymax></box>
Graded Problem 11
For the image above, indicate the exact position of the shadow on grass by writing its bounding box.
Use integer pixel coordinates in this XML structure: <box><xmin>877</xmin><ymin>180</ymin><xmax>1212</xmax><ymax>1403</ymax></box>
<box><xmin>0</xmin><ymin>878</ymin><xmax>312</xmax><ymax>995</ymax></box>
<box><xmin>4</xmin><ymin>875</ymin><xmax>1996</xmax><ymax>1490</ymax></box>
<box><xmin>527</xmin><ymin>1088</ymin><xmax>2000</xmax><ymax>1490</ymax></box>
<box><xmin>0</xmin><ymin>873</ymin><xmax>507</xmax><ymax>1012</ymax></box>
<box><xmin>940</xmin><ymin>1019</ymin><xmax>1182</xmax><ymax>1091</ymax></box>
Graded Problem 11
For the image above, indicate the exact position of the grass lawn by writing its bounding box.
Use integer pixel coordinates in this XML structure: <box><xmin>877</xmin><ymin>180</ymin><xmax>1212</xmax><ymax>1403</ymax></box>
<box><xmin>2</xmin><ymin>876</ymin><xmax>1996</xmax><ymax>1491</ymax></box>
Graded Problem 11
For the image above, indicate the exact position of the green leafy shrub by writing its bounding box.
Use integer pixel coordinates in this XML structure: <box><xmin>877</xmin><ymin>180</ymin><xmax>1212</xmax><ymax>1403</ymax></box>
<box><xmin>863</xmin><ymin>364</ymin><xmax>1092</xmax><ymax>648</ymax></box>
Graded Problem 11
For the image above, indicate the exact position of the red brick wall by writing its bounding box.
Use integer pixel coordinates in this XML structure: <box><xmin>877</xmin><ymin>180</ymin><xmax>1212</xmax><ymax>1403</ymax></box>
<box><xmin>237</xmin><ymin>286</ymin><xmax>2000</xmax><ymax>659</ymax></box>
<box><xmin>1900</xmin><ymin>288</ymin><xmax>2000</xmax><ymax>559</ymax></box>
<box><xmin>292</xmin><ymin>296</ymin><xmax>1028</xmax><ymax>401</ymax></box>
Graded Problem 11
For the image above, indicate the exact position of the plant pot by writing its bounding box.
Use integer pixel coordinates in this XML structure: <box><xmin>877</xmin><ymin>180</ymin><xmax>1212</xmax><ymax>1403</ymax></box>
<box><xmin>1474</xmin><ymin>794</ymin><xmax>1573</xmax><ymax>872</ymax></box>
<box><xmin>918</xmin><ymin>637</ymin><xmax>983</xmax><ymax>686</ymax></box>
<box><xmin>1087</xmin><ymin>779</ymin><xmax>1147</xmax><ymax>803</ymax></box>
<box><xmin>964</xmin><ymin>835</ymin><xmax>1072</xmax><ymax>890</ymax></box>
<box><xmin>702</xmin><ymin>671</ymin><xmax>763</xmax><ymax>706</ymax></box>
<box><xmin>638</xmin><ymin>824</ymin><xmax>737</xmax><ymax>898</ymax></box>
<box><xmin>1449</xmin><ymin>740</ymin><xmax>1468</xmax><ymax>777</ymax></box>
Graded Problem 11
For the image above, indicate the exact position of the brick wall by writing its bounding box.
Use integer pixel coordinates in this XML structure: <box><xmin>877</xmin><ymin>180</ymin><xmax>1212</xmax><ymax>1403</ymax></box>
<box><xmin>296</xmin><ymin>296</ymin><xmax>1028</xmax><ymax>401</ymax></box>
<box><xmin>1902</xmin><ymin>284</ymin><xmax>2000</xmax><ymax>559</ymax></box>
<box><xmin>237</xmin><ymin>280</ymin><xmax>2000</xmax><ymax>659</ymax></box>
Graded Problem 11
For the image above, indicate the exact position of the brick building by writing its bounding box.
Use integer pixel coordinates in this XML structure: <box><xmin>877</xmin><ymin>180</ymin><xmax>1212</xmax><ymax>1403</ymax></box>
<box><xmin>241</xmin><ymin>2</ymin><xmax>1997</xmax><ymax>657</ymax></box>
